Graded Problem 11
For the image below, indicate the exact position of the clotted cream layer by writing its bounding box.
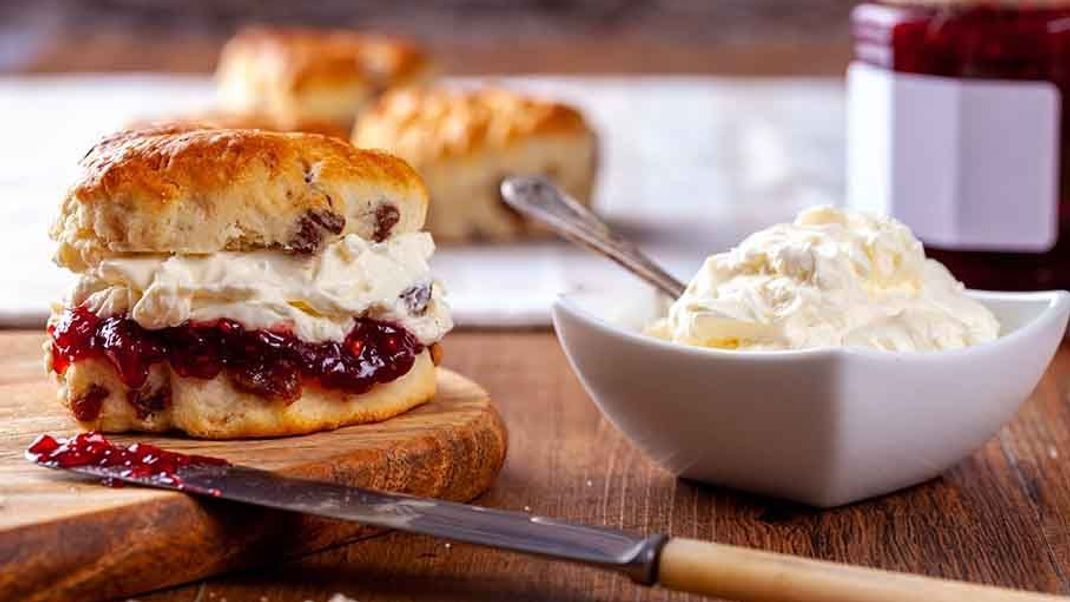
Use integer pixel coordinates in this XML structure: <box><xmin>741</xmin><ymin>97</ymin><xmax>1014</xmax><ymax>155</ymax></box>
<box><xmin>649</xmin><ymin>206</ymin><xmax>999</xmax><ymax>352</ymax></box>
<box><xmin>68</xmin><ymin>232</ymin><xmax>452</xmax><ymax>345</ymax></box>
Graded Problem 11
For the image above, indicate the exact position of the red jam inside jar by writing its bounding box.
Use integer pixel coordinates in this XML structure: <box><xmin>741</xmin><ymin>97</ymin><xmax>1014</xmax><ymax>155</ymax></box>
<box><xmin>852</xmin><ymin>1</ymin><xmax>1070</xmax><ymax>290</ymax></box>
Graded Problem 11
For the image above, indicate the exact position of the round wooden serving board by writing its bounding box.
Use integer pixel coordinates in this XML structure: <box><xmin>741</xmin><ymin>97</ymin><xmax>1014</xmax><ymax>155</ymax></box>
<box><xmin>0</xmin><ymin>334</ymin><xmax>507</xmax><ymax>602</ymax></box>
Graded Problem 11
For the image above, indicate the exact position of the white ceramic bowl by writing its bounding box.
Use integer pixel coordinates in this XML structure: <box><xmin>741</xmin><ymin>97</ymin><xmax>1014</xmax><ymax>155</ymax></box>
<box><xmin>552</xmin><ymin>288</ymin><xmax>1070</xmax><ymax>507</ymax></box>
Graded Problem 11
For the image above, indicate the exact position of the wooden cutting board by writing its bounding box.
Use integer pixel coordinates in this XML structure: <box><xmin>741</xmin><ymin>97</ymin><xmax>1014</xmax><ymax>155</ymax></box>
<box><xmin>0</xmin><ymin>333</ymin><xmax>508</xmax><ymax>602</ymax></box>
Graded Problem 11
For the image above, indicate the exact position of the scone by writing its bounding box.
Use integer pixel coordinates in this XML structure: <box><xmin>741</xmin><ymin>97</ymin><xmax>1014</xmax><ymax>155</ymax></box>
<box><xmin>216</xmin><ymin>27</ymin><xmax>431</xmax><ymax>135</ymax></box>
<box><xmin>47</xmin><ymin>124</ymin><xmax>452</xmax><ymax>439</ymax></box>
<box><xmin>352</xmin><ymin>87</ymin><xmax>597</xmax><ymax>242</ymax></box>
<box><xmin>129</xmin><ymin>112</ymin><xmax>351</xmax><ymax>140</ymax></box>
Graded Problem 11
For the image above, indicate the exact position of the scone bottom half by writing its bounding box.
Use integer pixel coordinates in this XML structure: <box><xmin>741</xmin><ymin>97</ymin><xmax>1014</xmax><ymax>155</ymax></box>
<box><xmin>47</xmin><ymin>126</ymin><xmax>449</xmax><ymax>439</ymax></box>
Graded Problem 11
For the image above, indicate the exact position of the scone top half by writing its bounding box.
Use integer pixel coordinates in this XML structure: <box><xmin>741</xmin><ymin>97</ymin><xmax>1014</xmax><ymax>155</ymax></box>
<box><xmin>47</xmin><ymin>125</ymin><xmax>452</xmax><ymax>439</ymax></box>
<box><xmin>54</xmin><ymin>124</ymin><xmax>428</xmax><ymax>269</ymax></box>
<box><xmin>353</xmin><ymin>86</ymin><xmax>597</xmax><ymax>241</ymax></box>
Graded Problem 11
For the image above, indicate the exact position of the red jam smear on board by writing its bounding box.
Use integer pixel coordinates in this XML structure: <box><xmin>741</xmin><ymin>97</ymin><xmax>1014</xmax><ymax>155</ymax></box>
<box><xmin>49</xmin><ymin>307</ymin><xmax>424</xmax><ymax>419</ymax></box>
<box><xmin>852</xmin><ymin>2</ymin><xmax>1070</xmax><ymax>290</ymax></box>
<box><xmin>26</xmin><ymin>432</ymin><xmax>228</xmax><ymax>490</ymax></box>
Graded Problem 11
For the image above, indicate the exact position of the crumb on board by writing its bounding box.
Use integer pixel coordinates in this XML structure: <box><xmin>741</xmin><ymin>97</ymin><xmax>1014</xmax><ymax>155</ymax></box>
<box><xmin>303</xmin><ymin>594</ymin><xmax>359</xmax><ymax>602</ymax></box>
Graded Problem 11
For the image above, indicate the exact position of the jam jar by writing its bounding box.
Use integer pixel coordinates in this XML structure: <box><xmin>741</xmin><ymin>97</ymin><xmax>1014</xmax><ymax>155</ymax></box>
<box><xmin>847</xmin><ymin>0</ymin><xmax>1070</xmax><ymax>290</ymax></box>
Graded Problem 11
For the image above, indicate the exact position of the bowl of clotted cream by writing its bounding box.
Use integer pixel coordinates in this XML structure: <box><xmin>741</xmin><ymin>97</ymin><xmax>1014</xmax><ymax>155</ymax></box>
<box><xmin>552</xmin><ymin>207</ymin><xmax>1069</xmax><ymax>507</ymax></box>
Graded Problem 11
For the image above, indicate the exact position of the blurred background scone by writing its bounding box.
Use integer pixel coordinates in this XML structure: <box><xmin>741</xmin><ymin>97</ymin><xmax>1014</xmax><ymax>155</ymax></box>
<box><xmin>48</xmin><ymin>124</ymin><xmax>452</xmax><ymax>439</ymax></box>
<box><xmin>353</xmin><ymin>87</ymin><xmax>597</xmax><ymax>242</ymax></box>
<box><xmin>216</xmin><ymin>26</ymin><xmax>432</xmax><ymax>135</ymax></box>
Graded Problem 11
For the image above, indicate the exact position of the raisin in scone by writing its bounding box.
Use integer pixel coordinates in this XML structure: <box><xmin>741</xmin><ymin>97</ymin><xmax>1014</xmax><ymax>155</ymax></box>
<box><xmin>47</xmin><ymin>124</ymin><xmax>452</xmax><ymax>439</ymax></box>
<box><xmin>352</xmin><ymin>87</ymin><xmax>597</xmax><ymax>242</ymax></box>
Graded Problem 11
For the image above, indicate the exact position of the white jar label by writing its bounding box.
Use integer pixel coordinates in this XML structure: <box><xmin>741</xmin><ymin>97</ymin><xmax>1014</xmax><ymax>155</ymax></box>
<box><xmin>846</xmin><ymin>62</ymin><xmax>1061</xmax><ymax>252</ymax></box>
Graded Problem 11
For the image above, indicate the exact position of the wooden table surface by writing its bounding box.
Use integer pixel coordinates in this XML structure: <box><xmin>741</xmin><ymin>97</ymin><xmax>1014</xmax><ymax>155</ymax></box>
<box><xmin>40</xmin><ymin>330</ymin><xmax>1049</xmax><ymax>601</ymax></box>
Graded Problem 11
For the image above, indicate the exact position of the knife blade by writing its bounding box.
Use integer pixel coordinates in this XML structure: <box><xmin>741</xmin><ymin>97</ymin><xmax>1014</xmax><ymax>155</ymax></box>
<box><xmin>32</xmin><ymin>451</ymin><xmax>665</xmax><ymax>585</ymax></box>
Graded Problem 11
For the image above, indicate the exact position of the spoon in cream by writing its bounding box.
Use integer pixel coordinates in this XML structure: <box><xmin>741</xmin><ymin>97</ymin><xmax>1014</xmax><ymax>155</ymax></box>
<box><xmin>500</xmin><ymin>175</ymin><xmax>686</xmax><ymax>298</ymax></box>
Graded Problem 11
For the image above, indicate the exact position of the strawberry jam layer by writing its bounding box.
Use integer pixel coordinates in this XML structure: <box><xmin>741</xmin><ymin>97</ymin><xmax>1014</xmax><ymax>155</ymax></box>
<box><xmin>49</xmin><ymin>307</ymin><xmax>424</xmax><ymax>408</ymax></box>
<box><xmin>27</xmin><ymin>432</ymin><xmax>228</xmax><ymax>491</ymax></box>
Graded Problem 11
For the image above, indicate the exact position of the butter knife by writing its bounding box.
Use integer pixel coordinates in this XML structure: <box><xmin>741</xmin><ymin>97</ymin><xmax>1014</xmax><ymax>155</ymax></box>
<box><xmin>27</xmin><ymin>437</ymin><xmax>1064</xmax><ymax>602</ymax></box>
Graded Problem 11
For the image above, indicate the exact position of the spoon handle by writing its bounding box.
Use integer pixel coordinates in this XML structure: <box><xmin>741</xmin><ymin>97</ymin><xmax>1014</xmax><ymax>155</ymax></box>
<box><xmin>500</xmin><ymin>176</ymin><xmax>687</xmax><ymax>299</ymax></box>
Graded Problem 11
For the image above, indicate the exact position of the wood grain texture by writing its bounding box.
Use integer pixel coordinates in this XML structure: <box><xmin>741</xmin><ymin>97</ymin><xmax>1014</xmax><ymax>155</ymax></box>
<box><xmin>122</xmin><ymin>331</ymin><xmax>1069</xmax><ymax>602</ymax></box>
<box><xmin>0</xmin><ymin>333</ymin><xmax>507</xmax><ymax>602</ymax></box>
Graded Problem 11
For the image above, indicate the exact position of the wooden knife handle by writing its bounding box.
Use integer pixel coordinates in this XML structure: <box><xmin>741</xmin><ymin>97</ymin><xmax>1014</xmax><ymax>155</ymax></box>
<box><xmin>657</xmin><ymin>538</ymin><xmax>1067</xmax><ymax>602</ymax></box>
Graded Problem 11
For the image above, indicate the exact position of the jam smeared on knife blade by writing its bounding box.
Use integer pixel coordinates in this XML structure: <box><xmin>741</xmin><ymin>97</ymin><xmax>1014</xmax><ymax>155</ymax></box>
<box><xmin>26</xmin><ymin>432</ymin><xmax>228</xmax><ymax>492</ymax></box>
<box><xmin>49</xmin><ymin>307</ymin><xmax>423</xmax><ymax>417</ymax></box>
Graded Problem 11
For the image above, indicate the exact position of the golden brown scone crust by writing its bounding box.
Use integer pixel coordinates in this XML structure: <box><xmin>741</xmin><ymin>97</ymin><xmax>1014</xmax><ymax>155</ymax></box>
<box><xmin>353</xmin><ymin>87</ymin><xmax>597</xmax><ymax>241</ymax></box>
<box><xmin>353</xmin><ymin>86</ymin><xmax>593</xmax><ymax>163</ymax></box>
<box><xmin>51</xmin><ymin>349</ymin><xmax>437</xmax><ymax>439</ymax></box>
<box><xmin>216</xmin><ymin>26</ymin><xmax>432</xmax><ymax>130</ymax></box>
<box><xmin>129</xmin><ymin>112</ymin><xmax>351</xmax><ymax>139</ymax></box>
<box><xmin>52</xmin><ymin>124</ymin><xmax>429</xmax><ymax>270</ymax></box>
